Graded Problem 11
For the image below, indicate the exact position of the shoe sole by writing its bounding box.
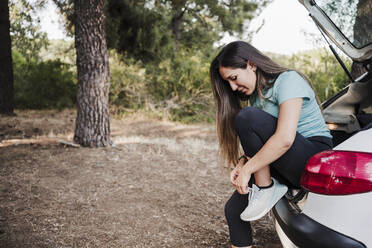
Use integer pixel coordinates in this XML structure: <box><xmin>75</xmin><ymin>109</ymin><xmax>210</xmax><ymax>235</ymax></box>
<box><xmin>240</xmin><ymin>184</ymin><xmax>288</xmax><ymax>222</ymax></box>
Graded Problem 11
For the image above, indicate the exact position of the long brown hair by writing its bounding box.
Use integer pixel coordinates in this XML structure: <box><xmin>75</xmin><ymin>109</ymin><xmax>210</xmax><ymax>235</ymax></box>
<box><xmin>210</xmin><ymin>41</ymin><xmax>314</xmax><ymax>170</ymax></box>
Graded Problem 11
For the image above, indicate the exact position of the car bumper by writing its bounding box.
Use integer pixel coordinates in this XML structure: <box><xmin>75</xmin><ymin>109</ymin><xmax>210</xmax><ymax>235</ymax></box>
<box><xmin>272</xmin><ymin>198</ymin><xmax>366</xmax><ymax>248</ymax></box>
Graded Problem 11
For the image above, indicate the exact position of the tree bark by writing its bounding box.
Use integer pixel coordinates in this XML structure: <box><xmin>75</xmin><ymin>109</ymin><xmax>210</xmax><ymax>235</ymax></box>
<box><xmin>0</xmin><ymin>0</ymin><xmax>14</xmax><ymax>114</ymax></box>
<box><xmin>74</xmin><ymin>0</ymin><xmax>111</xmax><ymax>147</ymax></box>
<box><xmin>171</xmin><ymin>0</ymin><xmax>187</xmax><ymax>50</ymax></box>
<box><xmin>171</xmin><ymin>10</ymin><xmax>184</xmax><ymax>50</ymax></box>
<box><xmin>353</xmin><ymin>0</ymin><xmax>372</xmax><ymax>48</ymax></box>
<box><xmin>351</xmin><ymin>0</ymin><xmax>372</xmax><ymax>79</ymax></box>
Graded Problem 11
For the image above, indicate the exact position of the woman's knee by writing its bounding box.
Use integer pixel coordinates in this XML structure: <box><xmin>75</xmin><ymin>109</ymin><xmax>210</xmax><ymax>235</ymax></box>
<box><xmin>234</xmin><ymin>107</ymin><xmax>261</xmax><ymax>134</ymax></box>
<box><xmin>234</xmin><ymin>107</ymin><xmax>277</xmax><ymax>139</ymax></box>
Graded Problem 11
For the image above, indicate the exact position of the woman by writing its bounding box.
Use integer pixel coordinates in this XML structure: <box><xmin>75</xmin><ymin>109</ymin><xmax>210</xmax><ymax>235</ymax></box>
<box><xmin>210</xmin><ymin>41</ymin><xmax>333</xmax><ymax>248</ymax></box>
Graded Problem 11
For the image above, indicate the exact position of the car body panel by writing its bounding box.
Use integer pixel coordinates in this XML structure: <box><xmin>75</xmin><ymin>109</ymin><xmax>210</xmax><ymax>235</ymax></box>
<box><xmin>302</xmin><ymin>192</ymin><xmax>372</xmax><ymax>247</ymax></box>
<box><xmin>273</xmin><ymin>197</ymin><xmax>367</xmax><ymax>248</ymax></box>
<box><xmin>300</xmin><ymin>127</ymin><xmax>372</xmax><ymax>246</ymax></box>
<box><xmin>274</xmin><ymin>127</ymin><xmax>372</xmax><ymax>247</ymax></box>
<box><xmin>333</xmin><ymin>127</ymin><xmax>372</xmax><ymax>153</ymax></box>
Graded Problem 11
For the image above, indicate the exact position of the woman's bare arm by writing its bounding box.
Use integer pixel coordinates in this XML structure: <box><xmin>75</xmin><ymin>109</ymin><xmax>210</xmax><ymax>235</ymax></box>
<box><xmin>235</xmin><ymin>98</ymin><xmax>303</xmax><ymax>193</ymax></box>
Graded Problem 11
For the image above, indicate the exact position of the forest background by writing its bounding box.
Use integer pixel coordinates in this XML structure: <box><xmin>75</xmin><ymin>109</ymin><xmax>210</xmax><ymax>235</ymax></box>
<box><xmin>9</xmin><ymin>0</ymin><xmax>351</xmax><ymax>124</ymax></box>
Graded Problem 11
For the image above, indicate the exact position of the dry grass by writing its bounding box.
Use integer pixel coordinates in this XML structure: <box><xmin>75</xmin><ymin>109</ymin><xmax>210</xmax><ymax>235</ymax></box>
<box><xmin>0</xmin><ymin>109</ymin><xmax>280</xmax><ymax>247</ymax></box>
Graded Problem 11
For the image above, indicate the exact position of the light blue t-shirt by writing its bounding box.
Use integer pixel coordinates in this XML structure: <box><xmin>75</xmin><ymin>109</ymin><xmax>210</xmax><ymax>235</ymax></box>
<box><xmin>250</xmin><ymin>70</ymin><xmax>332</xmax><ymax>138</ymax></box>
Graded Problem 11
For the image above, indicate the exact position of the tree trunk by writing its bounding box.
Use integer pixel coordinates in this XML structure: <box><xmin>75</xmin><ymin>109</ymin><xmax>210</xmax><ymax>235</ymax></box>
<box><xmin>170</xmin><ymin>0</ymin><xmax>187</xmax><ymax>50</ymax></box>
<box><xmin>351</xmin><ymin>0</ymin><xmax>372</xmax><ymax>79</ymax></box>
<box><xmin>353</xmin><ymin>0</ymin><xmax>372</xmax><ymax>48</ymax></box>
<box><xmin>171</xmin><ymin>10</ymin><xmax>184</xmax><ymax>50</ymax></box>
<box><xmin>74</xmin><ymin>0</ymin><xmax>111</xmax><ymax>147</ymax></box>
<box><xmin>0</xmin><ymin>0</ymin><xmax>14</xmax><ymax>114</ymax></box>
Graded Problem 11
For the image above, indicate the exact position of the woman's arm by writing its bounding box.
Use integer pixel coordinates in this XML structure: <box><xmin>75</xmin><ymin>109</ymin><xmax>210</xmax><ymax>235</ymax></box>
<box><xmin>235</xmin><ymin>98</ymin><xmax>303</xmax><ymax>193</ymax></box>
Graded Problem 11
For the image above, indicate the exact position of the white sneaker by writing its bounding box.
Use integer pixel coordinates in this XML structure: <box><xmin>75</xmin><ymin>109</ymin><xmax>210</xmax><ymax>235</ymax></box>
<box><xmin>240</xmin><ymin>178</ymin><xmax>288</xmax><ymax>222</ymax></box>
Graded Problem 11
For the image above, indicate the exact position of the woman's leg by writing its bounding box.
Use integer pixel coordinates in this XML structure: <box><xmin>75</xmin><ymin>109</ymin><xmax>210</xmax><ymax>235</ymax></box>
<box><xmin>252</xmin><ymin>165</ymin><xmax>272</xmax><ymax>187</ymax></box>
<box><xmin>234</xmin><ymin>106</ymin><xmax>331</xmax><ymax>187</ymax></box>
<box><xmin>225</xmin><ymin>190</ymin><xmax>254</xmax><ymax>247</ymax></box>
<box><xmin>225</xmin><ymin>107</ymin><xmax>331</xmax><ymax>246</ymax></box>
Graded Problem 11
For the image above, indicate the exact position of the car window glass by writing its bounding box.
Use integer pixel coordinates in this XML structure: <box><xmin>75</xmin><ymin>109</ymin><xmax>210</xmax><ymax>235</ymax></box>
<box><xmin>315</xmin><ymin>0</ymin><xmax>372</xmax><ymax>49</ymax></box>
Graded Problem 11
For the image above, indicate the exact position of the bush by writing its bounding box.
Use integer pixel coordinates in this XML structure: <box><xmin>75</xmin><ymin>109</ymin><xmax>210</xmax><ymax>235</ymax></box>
<box><xmin>145</xmin><ymin>49</ymin><xmax>215</xmax><ymax>123</ymax></box>
<box><xmin>13</xmin><ymin>50</ymin><xmax>77</xmax><ymax>109</ymax></box>
<box><xmin>108</xmin><ymin>49</ymin><xmax>215</xmax><ymax>123</ymax></box>
<box><xmin>109</xmin><ymin>51</ymin><xmax>146</xmax><ymax>111</ymax></box>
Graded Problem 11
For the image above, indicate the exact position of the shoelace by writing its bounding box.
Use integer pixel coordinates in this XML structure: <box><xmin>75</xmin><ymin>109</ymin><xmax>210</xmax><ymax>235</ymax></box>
<box><xmin>248</xmin><ymin>186</ymin><xmax>263</xmax><ymax>203</ymax></box>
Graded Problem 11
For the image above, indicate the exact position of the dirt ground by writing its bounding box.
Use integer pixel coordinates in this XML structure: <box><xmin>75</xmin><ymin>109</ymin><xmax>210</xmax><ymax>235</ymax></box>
<box><xmin>0</xmin><ymin>109</ymin><xmax>281</xmax><ymax>248</ymax></box>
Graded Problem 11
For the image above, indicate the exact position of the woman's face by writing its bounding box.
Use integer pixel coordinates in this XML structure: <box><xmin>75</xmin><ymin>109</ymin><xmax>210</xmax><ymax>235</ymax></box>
<box><xmin>219</xmin><ymin>63</ymin><xmax>257</xmax><ymax>96</ymax></box>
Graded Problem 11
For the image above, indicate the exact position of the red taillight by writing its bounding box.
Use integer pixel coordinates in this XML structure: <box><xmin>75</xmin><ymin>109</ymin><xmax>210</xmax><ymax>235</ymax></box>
<box><xmin>301</xmin><ymin>150</ymin><xmax>372</xmax><ymax>195</ymax></box>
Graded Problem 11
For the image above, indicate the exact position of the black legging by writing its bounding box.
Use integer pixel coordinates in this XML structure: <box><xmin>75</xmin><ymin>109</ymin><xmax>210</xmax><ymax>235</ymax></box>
<box><xmin>225</xmin><ymin>107</ymin><xmax>332</xmax><ymax>247</ymax></box>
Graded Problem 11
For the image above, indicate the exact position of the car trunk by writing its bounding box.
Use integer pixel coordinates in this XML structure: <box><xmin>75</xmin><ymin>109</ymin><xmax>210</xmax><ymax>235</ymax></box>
<box><xmin>322</xmin><ymin>71</ymin><xmax>372</xmax><ymax>146</ymax></box>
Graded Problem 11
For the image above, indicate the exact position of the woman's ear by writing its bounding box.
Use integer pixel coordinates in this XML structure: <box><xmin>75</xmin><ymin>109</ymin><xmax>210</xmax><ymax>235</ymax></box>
<box><xmin>247</xmin><ymin>61</ymin><xmax>257</xmax><ymax>72</ymax></box>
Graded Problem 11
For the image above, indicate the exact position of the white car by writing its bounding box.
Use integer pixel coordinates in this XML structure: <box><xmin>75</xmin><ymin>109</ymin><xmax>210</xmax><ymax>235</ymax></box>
<box><xmin>273</xmin><ymin>0</ymin><xmax>372</xmax><ymax>247</ymax></box>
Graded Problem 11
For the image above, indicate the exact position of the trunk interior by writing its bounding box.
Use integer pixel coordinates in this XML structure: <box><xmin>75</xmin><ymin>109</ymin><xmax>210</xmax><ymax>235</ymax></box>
<box><xmin>322</xmin><ymin>72</ymin><xmax>372</xmax><ymax>146</ymax></box>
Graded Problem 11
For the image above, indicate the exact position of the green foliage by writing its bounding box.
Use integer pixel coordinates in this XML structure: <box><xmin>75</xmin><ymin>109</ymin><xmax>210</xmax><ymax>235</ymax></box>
<box><xmin>103</xmin><ymin>0</ymin><xmax>271</xmax><ymax>122</ymax></box>
<box><xmin>9</xmin><ymin>0</ymin><xmax>49</xmax><ymax>60</ymax></box>
<box><xmin>105</xmin><ymin>0</ymin><xmax>271</xmax><ymax>62</ymax></box>
<box><xmin>109</xmin><ymin>51</ymin><xmax>147</xmax><ymax>110</ymax></box>
<box><xmin>107</xmin><ymin>49</ymin><xmax>214</xmax><ymax>123</ymax></box>
<box><xmin>103</xmin><ymin>0</ymin><xmax>272</xmax><ymax>122</ymax></box>
<box><xmin>48</xmin><ymin>0</ymin><xmax>270</xmax><ymax>122</ymax></box>
<box><xmin>12</xmin><ymin>50</ymin><xmax>77</xmax><ymax>109</ymax></box>
<box><xmin>39</xmin><ymin>39</ymin><xmax>76</xmax><ymax>65</ymax></box>
<box><xmin>145</xmin><ymin>49</ymin><xmax>214</xmax><ymax>123</ymax></box>
<box><xmin>106</xmin><ymin>0</ymin><xmax>172</xmax><ymax>63</ymax></box>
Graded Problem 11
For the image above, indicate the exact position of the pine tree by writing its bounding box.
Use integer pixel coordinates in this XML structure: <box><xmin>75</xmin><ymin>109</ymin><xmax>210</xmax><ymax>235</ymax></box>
<box><xmin>73</xmin><ymin>0</ymin><xmax>112</xmax><ymax>147</ymax></box>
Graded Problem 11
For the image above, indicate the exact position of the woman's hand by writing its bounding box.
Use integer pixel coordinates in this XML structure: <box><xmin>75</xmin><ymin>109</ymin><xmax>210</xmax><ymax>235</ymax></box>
<box><xmin>235</xmin><ymin>165</ymin><xmax>251</xmax><ymax>195</ymax></box>
<box><xmin>230</xmin><ymin>166</ymin><xmax>241</xmax><ymax>187</ymax></box>
<box><xmin>231</xmin><ymin>156</ymin><xmax>251</xmax><ymax>193</ymax></box>
<box><xmin>230</xmin><ymin>156</ymin><xmax>247</xmax><ymax>186</ymax></box>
